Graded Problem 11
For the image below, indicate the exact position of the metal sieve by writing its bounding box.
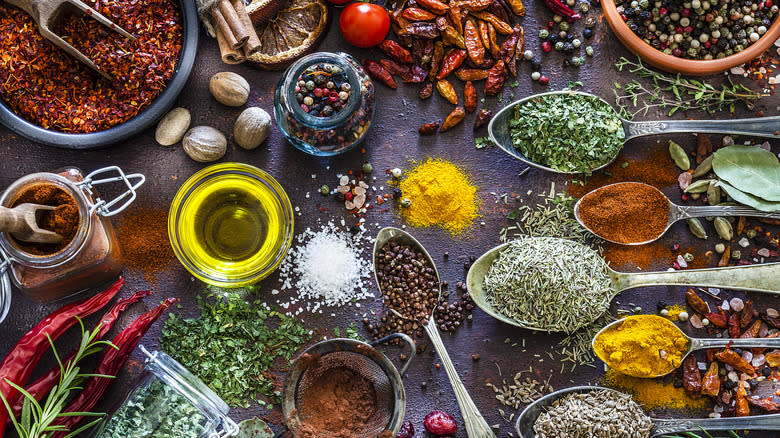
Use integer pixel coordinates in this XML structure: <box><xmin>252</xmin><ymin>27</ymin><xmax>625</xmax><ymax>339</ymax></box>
<box><xmin>279</xmin><ymin>333</ymin><xmax>415</xmax><ymax>438</ymax></box>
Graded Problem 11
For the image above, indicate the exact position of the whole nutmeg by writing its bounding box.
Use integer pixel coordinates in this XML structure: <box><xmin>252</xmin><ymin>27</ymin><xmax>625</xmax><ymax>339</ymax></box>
<box><xmin>182</xmin><ymin>126</ymin><xmax>226</xmax><ymax>162</ymax></box>
<box><xmin>234</xmin><ymin>107</ymin><xmax>271</xmax><ymax>150</ymax></box>
<box><xmin>155</xmin><ymin>107</ymin><xmax>191</xmax><ymax>146</ymax></box>
<box><xmin>209</xmin><ymin>72</ymin><xmax>250</xmax><ymax>107</ymax></box>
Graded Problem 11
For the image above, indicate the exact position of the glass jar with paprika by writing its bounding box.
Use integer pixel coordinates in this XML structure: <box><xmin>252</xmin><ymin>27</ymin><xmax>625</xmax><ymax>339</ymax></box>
<box><xmin>0</xmin><ymin>166</ymin><xmax>144</xmax><ymax>321</ymax></box>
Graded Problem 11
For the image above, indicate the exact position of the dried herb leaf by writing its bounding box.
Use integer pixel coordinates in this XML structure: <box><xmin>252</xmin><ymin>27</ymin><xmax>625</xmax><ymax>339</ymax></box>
<box><xmin>712</xmin><ymin>146</ymin><xmax>780</xmax><ymax>202</ymax></box>
<box><xmin>716</xmin><ymin>181</ymin><xmax>780</xmax><ymax>212</ymax></box>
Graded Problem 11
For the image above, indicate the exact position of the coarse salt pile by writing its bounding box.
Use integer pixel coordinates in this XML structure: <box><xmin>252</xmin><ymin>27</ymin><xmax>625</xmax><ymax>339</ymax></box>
<box><xmin>277</xmin><ymin>221</ymin><xmax>373</xmax><ymax>314</ymax></box>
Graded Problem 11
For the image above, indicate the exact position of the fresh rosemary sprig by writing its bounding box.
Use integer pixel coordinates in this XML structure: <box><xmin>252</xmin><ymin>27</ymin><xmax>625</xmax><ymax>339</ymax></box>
<box><xmin>664</xmin><ymin>429</ymin><xmax>742</xmax><ymax>438</ymax></box>
<box><xmin>0</xmin><ymin>319</ymin><xmax>115</xmax><ymax>438</ymax></box>
<box><xmin>613</xmin><ymin>57</ymin><xmax>768</xmax><ymax>119</ymax></box>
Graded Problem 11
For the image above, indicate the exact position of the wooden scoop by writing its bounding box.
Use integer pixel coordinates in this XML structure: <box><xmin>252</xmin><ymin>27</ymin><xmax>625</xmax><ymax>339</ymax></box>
<box><xmin>0</xmin><ymin>203</ymin><xmax>63</xmax><ymax>244</ymax></box>
<box><xmin>5</xmin><ymin>0</ymin><xmax>135</xmax><ymax>80</ymax></box>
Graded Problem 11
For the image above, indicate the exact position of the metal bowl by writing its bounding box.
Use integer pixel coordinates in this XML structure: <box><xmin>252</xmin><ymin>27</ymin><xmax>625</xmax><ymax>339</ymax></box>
<box><xmin>0</xmin><ymin>0</ymin><xmax>198</xmax><ymax>149</ymax></box>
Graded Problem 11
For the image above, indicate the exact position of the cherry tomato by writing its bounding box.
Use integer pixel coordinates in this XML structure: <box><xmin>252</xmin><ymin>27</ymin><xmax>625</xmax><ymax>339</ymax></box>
<box><xmin>339</xmin><ymin>3</ymin><xmax>390</xmax><ymax>48</ymax></box>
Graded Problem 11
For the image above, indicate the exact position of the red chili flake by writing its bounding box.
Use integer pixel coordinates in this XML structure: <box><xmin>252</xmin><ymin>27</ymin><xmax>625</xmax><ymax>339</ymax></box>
<box><xmin>0</xmin><ymin>0</ymin><xmax>183</xmax><ymax>133</ymax></box>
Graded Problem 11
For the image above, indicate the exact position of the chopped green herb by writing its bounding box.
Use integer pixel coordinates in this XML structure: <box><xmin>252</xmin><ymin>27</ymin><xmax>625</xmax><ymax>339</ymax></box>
<box><xmin>507</xmin><ymin>208</ymin><xmax>521</xmax><ymax>220</ymax></box>
<box><xmin>621</xmin><ymin>162</ymin><xmax>629</xmax><ymax>168</ymax></box>
<box><xmin>567</xmin><ymin>81</ymin><xmax>584</xmax><ymax>89</ymax></box>
<box><xmin>161</xmin><ymin>293</ymin><xmax>311</xmax><ymax>408</ymax></box>
<box><xmin>475</xmin><ymin>137</ymin><xmax>492</xmax><ymax>149</ymax></box>
<box><xmin>508</xmin><ymin>93</ymin><xmax>624</xmax><ymax>173</ymax></box>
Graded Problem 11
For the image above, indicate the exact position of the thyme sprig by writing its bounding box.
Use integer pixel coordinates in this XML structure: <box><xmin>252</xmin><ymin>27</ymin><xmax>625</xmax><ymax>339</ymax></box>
<box><xmin>613</xmin><ymin>57</ymin><xmax>768</xmax><ymax>119</ymax></box>
<box><xmin>0</xmin><ymin>318</ymin><xmax>115</xmax><ymax>438</ymax></box>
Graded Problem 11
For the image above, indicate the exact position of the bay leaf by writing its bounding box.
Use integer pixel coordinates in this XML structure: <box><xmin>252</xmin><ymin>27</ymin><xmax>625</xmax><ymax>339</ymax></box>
<box><xmin>716</xmin><ymin>181</ymin><xmax>780</xmax><ymax>212</ymax></box>
<box><xmin>237</xmin><ymin>418</ymin><xmax>274</xmax><ymax>438</ymax></box>
<box><xmin>712</xmin><ymin>146</ymin><xmax>780</xmax><ymax>201</ymax></box>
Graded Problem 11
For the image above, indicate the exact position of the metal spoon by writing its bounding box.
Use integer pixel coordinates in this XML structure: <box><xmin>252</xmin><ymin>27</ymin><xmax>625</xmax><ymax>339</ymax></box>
<box><xmin>373</xmin><ymin>227</ymin><xmax>496</xmax><ymax>438</ymax></box>
<box><xmin>465</xmin><ymin>238</ymin><xmax>780</xmax><ymax>331</ymax></box>
<box><xmin>574</xmin><ymin>182</ymin><xmax>780</xmax><ymax>245</ymax></box>
<box><xmin>593</xmin><ymin>316</ymin><xmax>780</xmax><ymax>378</ymax></box>
<box><xmin>515</xmin><ymin>386</ymin><xmax>780</xmax><ymax>438</ymax></box>
<box><xmin>487</xmin><ymin>90</ymin><xmax>780</xmax><ymax>174</ymax></box>
<box><xmin>0</xmin><ymin>203</ymin><xmax>62</xmax><ymax>244</ymax></box>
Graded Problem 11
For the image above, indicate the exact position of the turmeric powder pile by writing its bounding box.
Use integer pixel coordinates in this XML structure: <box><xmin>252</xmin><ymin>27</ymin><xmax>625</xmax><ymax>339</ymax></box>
<box><xmin>398</xmin><ymin>159</ymin><xmax>478</xmax><ymax>234</ymax></box>
<box><xmin>604</xmin><ymin>368</ymin><xmax>710</xmax><ymax>412</ymax></box>
<box><xmin>593</xmin><ymin>315</ymin><xmax>690</xmax><ymax>378</ymax></box>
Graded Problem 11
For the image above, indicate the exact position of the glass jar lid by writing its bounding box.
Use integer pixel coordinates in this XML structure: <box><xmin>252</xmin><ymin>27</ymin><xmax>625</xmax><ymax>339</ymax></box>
<box><xmin>139</xmin><ymin>346</ymin><xmax>239</xmax><ymax>438</ymax></box>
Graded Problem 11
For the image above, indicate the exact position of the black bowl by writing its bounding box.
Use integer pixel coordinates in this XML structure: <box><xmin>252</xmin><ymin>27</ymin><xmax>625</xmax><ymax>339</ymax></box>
<box><xmin>0</xmin><ymin>0</ymin><xmax>198</xmax><ymax>149</ymax></box>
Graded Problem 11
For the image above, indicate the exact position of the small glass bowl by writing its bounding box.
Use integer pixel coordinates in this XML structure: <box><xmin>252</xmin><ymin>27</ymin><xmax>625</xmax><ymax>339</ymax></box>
<box><xmin>168</xmin><ymin>163</ymin><xmax>294</xmax><ymax>288</ymax></box>
<box><xmin>274</xmin><ymin>52</ymin><xmax>375</xmax><ymax>156</ymax></box>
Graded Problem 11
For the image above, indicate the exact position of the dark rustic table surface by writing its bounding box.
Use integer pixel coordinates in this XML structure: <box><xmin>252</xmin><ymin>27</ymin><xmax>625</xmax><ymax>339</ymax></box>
<box><xmin>1</xmin><ymin>0</ymin><xmax>779</xmax><ymax>436</ymax></box>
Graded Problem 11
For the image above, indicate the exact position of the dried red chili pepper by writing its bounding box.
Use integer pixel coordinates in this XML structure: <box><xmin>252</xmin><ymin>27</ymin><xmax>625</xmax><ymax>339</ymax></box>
<box><xmin>454</xmin><ymin>0</ymin><xmax>492</xmax><ymax>11</ymax></box>
<box><xmin>718</xmin><ymin>245</ymin><xmax>731</xmax><ymax>267</ymax></box>
<box><xmin>736</xmin><ymin>216</ymin><xmax>747</xmax><ymax>236</ymax></box>
<box><xmin>419</xmin><ymin>122</ymin><xmax>440</xmax><ymax>135</ymax></box>
<box><xmin>705</xmin><ymin>312</ymin><xmax>728</xmax><ymax>328</ymax></box>
<box><xmin>437</xmin><ymin>80</ymin><xmax>458</xmax><ymax>104</ymax></box>
<box><xmin>416</xmin><ymin>0</ymin><xmax>449</xmax><ymax>15</ymax></box>
<box><xmin>442</xmin><ymin>26</ymin><xmax>467</xmax><ymax>48</ymax></box>
<box><xmin>740</xmin><ymin>320</ymin><xmax>761</xmax><ymax>338</ymax></box>
<box><xmin>50</xmin><ymin>297</ymin><xmax>178</xmax><ymax>437</ymax></box>
<box><xmin>408</xmin><ymin>65</ymin><xmax>429</xmax><ymax>83</ymax></box>
<box><xmin>728</xmin><ymin>313</ymin><xmax>741</xmax><ymax>338</ymax></box>
<box><xmin>429</xmin><ymin>42</ymin><xmax>445</xmax><ymax>81</ymax></box>
<box><xmin>455</xmin><ymin>68</ymin><xmax>490</xmax><ymax>81</ymax></box>
<box><xmin>419</xmin><ymin>82</ymin><xmax>434</xmax><ymax>99</ymax></box>
<box><xmin>765</xmin><ymin>350</ymin><xmax>780</xmax><ymax>367</ymax></box>
<box><xmin>747</xmin><ymin>397</ymin><xmax>780</xmax><ymax>413</ymax></box>
<box><xmin>404</xmin><ymin>7</ymin><xmax>437</xmax><ymax>20</ymax></box>
<box><xmin>469</xmin><ymin>11</ymin><xmax>512</xmax><ymax>34</ymax></box>
<box><xmin>501</xmin><ymin>25</ymin><xmax>521</xmax><ymax>76</ymax></box>
<box><xmin>487</xmin><ymin>0</ymin><xmax>511</xmax><ymax>24</ymax></box>
<box><xmin>474</xmin><ymin>109</ymin><xmax>493</xmax><ymax>130</ymax></box>
<box><xmin>448</xmin><ymin>5</ymin><xmax>464</xmax><ymax>35</ymax></box>
<box><xmin>440</xmin><ymin>107</ymin><xmax>466</xmax><ymax>132</ymax></box>
<box><xmin>542</xmin><ymin>0</ymin><xmax>581</xmax><ymax>19</ymax></box>
<box><xmin>736</xmin><ymin>384</ymin><xmax>750</xmax><ymax>417</ymax></box>
<box><xmin>11</xmin><ymin>290</ymin><xmax>150</xmax><ymax>418</ymax></box>
<box><xmin>741</xmin><ymin>300</ymin><xmax>755</xmax><ymax>328</ymax></box>
<box><xmin>484</xmin><ymin>59</ymin><xmax>506</xmax><ymax>95</ymax></box>
<box><xmin>381</xmin><ymin>59</ymin><xmax>412</xmax><ymax>80</ymax></box>
<box><xmin>761</xmin><ymin>312</ymin><xmax>780</xmax><ymax>329</ymax></box>
<box><xmin>363</xmin><ymin>60</ymin><xmax>398</xmax><ymax>89</ymax></box>
<box><xmin>379</xmin><ymin>40</ymin><xmax>414</xmax><ymax>64</ymax></box>
<box><xmin>715</xmin><ymin>349</ymin><xmax>755</xmax><ymax>374</ymax></box>
<box><xmin>464</xmin><ymin>81</ymin><xmax>477</xmax><ymax>112</ymax></box>
<box><xmin>701</xmin><ymin>362</ymin><xmax>720</xmax><ymax>397</ymax></box>
<box><xmin>437</xmin><ymin>49</ymin><xmax>467</xmax><ymax>79</ymax></box>
<box><xmin>685</xmin><ymin>289</ymin><xmax>710</xmax><ymax>315</ymax></box>
<box><xmin>682</xmin><ymin>354</ymin><xmax>702</xmax><ymax>394</ymax></box>
<box><xmin>0</xmin><ymin>278</ymin><xmax>124</xmax><ymax>433</ymax></box>
<box><xmin>487</xmin><ymin>23</ymin><xmax>502</xmax><ymax>59</ymax></box>
<box><xmin>464</xmin><ymin>19</ymin><xmax>486</xmax><ymax>65</ymax></box>
<box><xmin>412</xmin><ymin>39</ymin><xmax>435</xmax><ymax>65</ymax></box>
<box><xmin>403</xmin><ymin>22</ymin><xmax>441</xmax><ymax>39</ymax></box>
<box><xmin>507</xmin><ymin>0</ymin><xmax>525</xmax><ymax>15</ymax></box>
<box><xmin>478</xmin><ymin>20</ymin><xmax>491</xmax><ymax>49</ymax></box>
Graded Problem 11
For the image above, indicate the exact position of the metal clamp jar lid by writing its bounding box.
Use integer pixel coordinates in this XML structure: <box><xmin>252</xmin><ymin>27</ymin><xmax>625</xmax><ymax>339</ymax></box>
<box><xmin>92</xmin><ymin>345</ymin><xmax>239</xmax><ymax>438</ymax></box>
<box><xmin>0</xmin><ymin>166</ymin><xmax>144</xmax><ymax>323</ymax></box>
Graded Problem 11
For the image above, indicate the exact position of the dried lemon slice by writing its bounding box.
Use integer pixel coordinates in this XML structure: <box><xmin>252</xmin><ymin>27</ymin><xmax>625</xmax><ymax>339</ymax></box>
<box><xmin>247</xmin><ymin>0</ymin><xmax>329</xmax><ymax>70</ymax></box>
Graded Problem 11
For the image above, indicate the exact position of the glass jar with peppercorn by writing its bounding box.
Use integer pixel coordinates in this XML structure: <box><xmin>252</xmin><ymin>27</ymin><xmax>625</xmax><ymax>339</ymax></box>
<box><xmin>92</xmin><ymin>346</ymin><xmax>238</xmax><ymax>438</ymax></box>
<box><xmin>274</xmin><ymin>52</ymin><xmax>375</xmax><ymax>156</ymax></box>
<box><xmin>0</xmin><ymin>166</ymin><xmax>144</xmax><ymax>321</ymax></box>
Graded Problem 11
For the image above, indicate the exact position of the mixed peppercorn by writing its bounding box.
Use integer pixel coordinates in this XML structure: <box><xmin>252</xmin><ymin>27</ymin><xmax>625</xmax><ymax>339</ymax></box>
<box><xmin>295</xmin><ymin>63</ymin><xmax>352</xmax><ymax>117</ymax></box>
<box><xmin>618</xmin><ymin>0</ymin><xmax>778</xmax><ymax>59</ymax></box>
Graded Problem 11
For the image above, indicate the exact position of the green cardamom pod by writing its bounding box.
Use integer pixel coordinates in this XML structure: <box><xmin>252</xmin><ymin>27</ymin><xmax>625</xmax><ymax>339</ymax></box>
<box><xmin>692</xmin><ymin>155</ymin><xmax>713</xmax><ymax>178</ymax></box>
<box><xmin>707</xmin><ymin>180</ymin><xmax>721</xmax><ymax>206</ymax></box>
<box><xmin>687</xmin><ymin>218</ymin><xmax>708</xmax><ymax>239</ymax></box>
<box><xmin>713</xmin><ymin>217</ymin><xmax>733</xmax><ymax>241</ymax></box>
<box><xmin>684</xmin><ymin>179</ymin><xmax>712</xmax><ymax>193</ymax></box>
<box><xmin>669</xmin><ymin>141</ymin><xmax>690</xmax><ymax>171</ymax></box>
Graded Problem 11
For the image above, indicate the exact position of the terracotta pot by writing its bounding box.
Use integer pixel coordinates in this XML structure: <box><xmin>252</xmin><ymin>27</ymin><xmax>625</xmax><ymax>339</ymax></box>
<box><xmin>602</xmin><ymin>0</ymin><xmax>780</xmax><ymax>76</ymax></box>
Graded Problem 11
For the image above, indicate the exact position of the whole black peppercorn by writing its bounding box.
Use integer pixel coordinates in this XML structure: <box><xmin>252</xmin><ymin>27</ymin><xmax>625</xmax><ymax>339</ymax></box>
<box><xmin>724</xmin><ymin>380</ymin><xmax>736</xmax><ymax>390</ymax></box>
<box><xmin>583</xmin><ymin>28</ymin><xmax>593</xmax><ymax>38</ymax></box>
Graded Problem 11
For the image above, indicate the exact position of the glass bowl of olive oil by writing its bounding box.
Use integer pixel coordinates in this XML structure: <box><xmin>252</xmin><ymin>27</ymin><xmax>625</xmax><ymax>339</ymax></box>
<box><xmin>168</xmin><ymin>163</ymin><xmax>294</xmax><ymax>287</ymax></box>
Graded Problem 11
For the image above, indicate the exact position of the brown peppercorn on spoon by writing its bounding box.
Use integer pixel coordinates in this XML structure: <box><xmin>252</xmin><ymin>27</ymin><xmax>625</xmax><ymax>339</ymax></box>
<box><xmin>515</xmin><ymin>386</ymin><xmax>780</xmax><ymax>438</ymax></box>
<box><xmin>373</xmin><ymin>227</ymin><xmax>496</xmax><ymax>438</ymax></box>
<box><xmin>466</xmin><ymin>238</ymin><xmax>780</xmax><ymax>332</ymax></box>
<box><xmin>573</xmin><ymin>182</ymin><xmax>780</xmax><ymax>245</ymax></box>
<box><xmin>488</xmin><ymin>90</ymin><xmax>780</xmax><ymax>174</ymax></box>
<box><xmin>5</xmin><ymin>0</ymin><xmax>135</xmax><ymax>80</ymax></box>
<box><xmin>0</xmin><ymin>203</ymin><xmax>62</xmax><ymax>244</ymax></box>
<box><xmin>592</xmin><ymin>317</ymin><xmax>780</xmax><ymax>378</ymax></box>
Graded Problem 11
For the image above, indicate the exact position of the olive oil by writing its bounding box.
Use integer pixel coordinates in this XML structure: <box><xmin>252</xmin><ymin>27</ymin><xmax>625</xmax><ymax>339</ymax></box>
<box><xmin>170</xmin><ymin>164</ymin><xmax>293</xmax><ymax>286</ymax></box>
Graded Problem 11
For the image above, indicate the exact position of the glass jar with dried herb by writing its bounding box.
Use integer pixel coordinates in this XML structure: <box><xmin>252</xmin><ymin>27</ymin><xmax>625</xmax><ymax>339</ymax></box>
<box><xmin>0</xmin><ymin>166</ymin><xmax>144</xmax><ymax>320</ymax></box>
<box><xmin>92</xmin><ymin>346</ymin><xmax>239</xmax><ymax>438</ymax></box>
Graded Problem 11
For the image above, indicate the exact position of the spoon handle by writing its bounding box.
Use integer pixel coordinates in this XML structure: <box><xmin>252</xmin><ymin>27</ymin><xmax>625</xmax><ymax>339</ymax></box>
<box><xmin>612</xmin><ymin>262</ymin><xmax>780</xmax><ymax>294</ymax></box>
<box><xmin>424</xmin><ymin>320</ymin><xmax>496</xmax><ymax>438</ymax></box>
<box><xmin>651</xmin><ymin>414</ymin><xmax>780</xmax><ymax>437</ymax></box>
<box><xmin>677</xmin><ymin>205</ymin><xmax>780</xmax><ymax>220</ymax></box>
<box><xmin>623</xmin><ymin>116</ymin><xmax>780</xmax><ymax>141</ymax></box>
<box><xmin>691</xmin><ymin>337</ymin><xmax>780</xmax><ymax>351</ymax></box>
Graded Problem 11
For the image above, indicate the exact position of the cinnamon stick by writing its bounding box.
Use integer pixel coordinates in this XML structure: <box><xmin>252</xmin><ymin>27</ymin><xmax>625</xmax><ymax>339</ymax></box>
<box><xmin>217</xmin><ymin>0</ymin><xmax>250</xmax><ymax>49</ymax></box>
<box><xmin>213</xmin><ymin>8</ymin><xmax>239</xmax><ymax>49</ymax></box>
<box><xmin>216</xmin><ymin>27</ymin><xmax>245</xmax><ymax>64</ymax></box>
<box><xmin>230</xmin><ymin>0</ymin><xmax>261</xmax><ymax>56</ymax></box>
